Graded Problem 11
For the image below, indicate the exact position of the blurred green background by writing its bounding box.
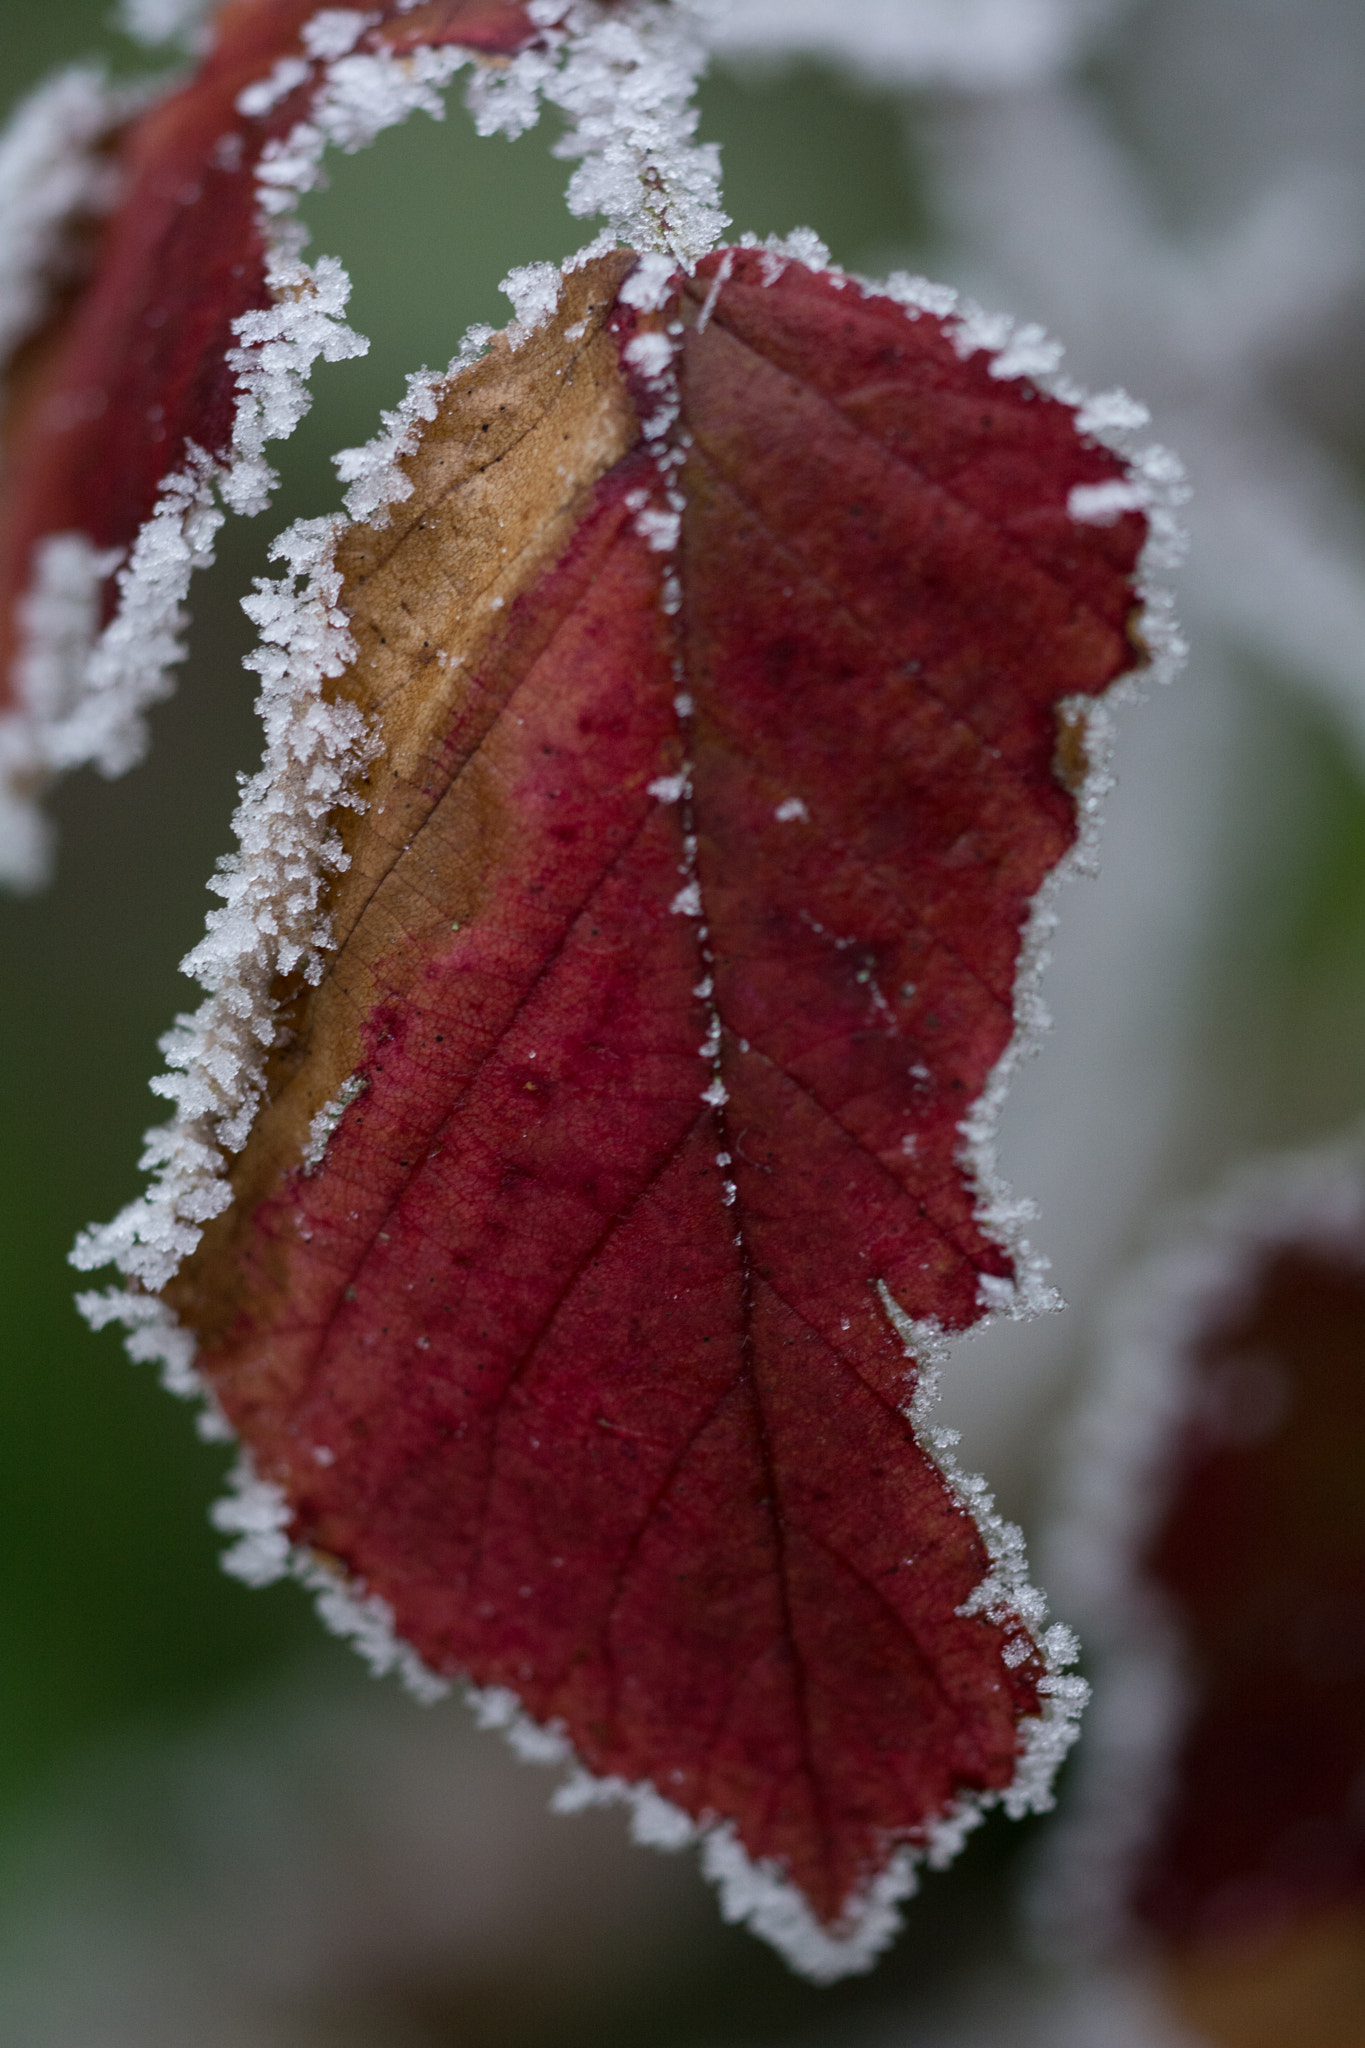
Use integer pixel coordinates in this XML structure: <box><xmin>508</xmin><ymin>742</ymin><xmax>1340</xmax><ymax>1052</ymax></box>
<box><xmin>4</xmin><ymin>5</ymin><xmax>1365</xmax><ymax>2041</ymax></box>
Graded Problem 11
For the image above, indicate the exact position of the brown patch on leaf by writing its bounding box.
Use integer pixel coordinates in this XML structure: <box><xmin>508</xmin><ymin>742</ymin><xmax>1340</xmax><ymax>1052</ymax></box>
<box><xmin>1053</xmin><ymin>699</ymin><xmax>1092</xmax><ymax>795</ymax></box>
<box><xmin>166</xmin><ymin>254</ymin><xmax>637</xmax><ymax>1344</ymax></box>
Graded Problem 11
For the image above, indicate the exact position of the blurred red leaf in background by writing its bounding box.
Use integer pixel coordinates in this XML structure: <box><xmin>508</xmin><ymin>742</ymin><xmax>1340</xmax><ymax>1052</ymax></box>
<box><xmin>1137</xmin><ymin>1236</ymin><xmax>1365</xmax><ymax>1953</ymax></box>
<box><xmin>0</xmin><ymin>0</ymin><xmax>541</xmax><ymax>808</ymax></box>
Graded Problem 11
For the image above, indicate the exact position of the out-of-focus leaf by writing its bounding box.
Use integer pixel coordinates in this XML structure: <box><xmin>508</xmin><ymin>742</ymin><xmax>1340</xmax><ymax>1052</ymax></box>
<box><xmin>1040</xmin><ymin>1145</ymin><xmax>1365</xmax><ymax>2044</ymax></box>
<box><xmin>1139</xmin><ymin>1230</ymin><xmax>1365</xmax><ymax>1947</ymax></box>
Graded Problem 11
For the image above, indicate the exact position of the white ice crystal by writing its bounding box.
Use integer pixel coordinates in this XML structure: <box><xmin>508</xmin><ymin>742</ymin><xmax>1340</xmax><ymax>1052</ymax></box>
<box><xmin>333</xmin><ymin>364</ymin><xmax>448</xmax><ymax>524</ymax></box>
<box><xmin>0</xmin><ymin>64</ymin><xmax>125</xmax><ymax>376</ymax></box>
<box><xmin>0</xmin><ymin>451</ymin><xmax>223</xmax><ymax>887</ymax></box>
<box><xmin>1068</xmin><ymin>477</ymin><xmax>1147</xmax><ymax>525</ymax></box>
<box><xmin>236</xmin><ymin>55</ymin><xmax>314</xmax><ymax>120</ymax></box>
<box><xmin>0</xmin><ymin>28</ymin><xmax>394</xmax><ymax>881</ymax></box>
<box><xmin>0</xmin><ymin>536</ymin><xmax>117</xmax><ymax>886</ymax></box>
<box><xmin>45</xmin><ymin>451</ymin><xmax>224</xmax><ymax>777</ymax></box>
<box><xmin>473</xmin><ymin>0</ymin><xmax>728</xmax><ymax>262</ymax></box>
<box><xmin>500</xmin><ymin>258</ymin><xmax>565</xmax><ymax>338</ymax></box>
<box><xmin>872</xmin><ymin>265</ymin><xmax>1188</xmax><ymax>1408</ymax></box>
<box><xmin>74</xmin><ymin>257</ymin><xmax>590</xmax><ymax>1278</ymax></box>
<box><xmin>302</xmin><ymin>1072</ymin><xmax>368</xmax><ymax>1171</ymax></box>
<box><xmin>213</xmin><ymin>1455</ymin><xmax>450</xmax><ymax>1700</ymax></box>
<box><xmin>211</xmin><ymin>1460</ymin><xmax>296</xmax><ymax>1588</ymax></box>
<box><xmin>302</xmin><ymin>1553</ymin><xmax>450</xmax><ymax>1704</ymax></box>
<box><xmin>542</xmin><ymin>0</ymin><xmax>727</xmax><ymax>263</ymax></box>
<box><xmin>0</xmin><ymin>63</ymin><xmax>142</xmax><ymax>884</ymax></box>
<box><xmin>301</xmin><ymin>10</ymin><xmax>377</xmax><ymax>64</ymax></box>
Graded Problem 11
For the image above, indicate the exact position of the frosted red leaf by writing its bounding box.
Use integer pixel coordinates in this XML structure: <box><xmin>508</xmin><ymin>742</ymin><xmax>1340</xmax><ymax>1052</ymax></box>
<box><xmin>81</xmin><ymin>247</ymin><xmax>1165</xmax><ymax>1973</ymax></box>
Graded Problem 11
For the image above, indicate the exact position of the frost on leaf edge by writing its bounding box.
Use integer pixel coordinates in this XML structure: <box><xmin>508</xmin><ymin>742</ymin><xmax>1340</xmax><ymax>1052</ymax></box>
<box><xmin>73</xmin><ymin>242</ymin><xmax>1182</xmax><ymax>1982</ymax></box>
<box><xmin>1030</xmin><ymin>1133</ymin><xmax>1365</xmax><ymax>1963</ymax></box>
<box><xmin>0</xmin><ymin>61</ymin><xmax>151</xmax><ymax>887</ymax></box>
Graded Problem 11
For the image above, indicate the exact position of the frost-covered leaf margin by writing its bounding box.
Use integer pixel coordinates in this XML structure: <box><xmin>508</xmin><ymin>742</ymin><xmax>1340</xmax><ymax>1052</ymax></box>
<box><xmin>0</xmin><ymin>62</ymin><xmax>146</xmax><ymax>883</ymax></box>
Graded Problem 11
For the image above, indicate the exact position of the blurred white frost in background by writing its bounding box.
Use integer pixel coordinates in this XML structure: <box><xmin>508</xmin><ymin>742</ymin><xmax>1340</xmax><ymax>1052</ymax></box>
<box><xmin>4</xmin><ymin>0</ymin><xmax>1365</xmax><ymax>2041</ymax></box>
<box><xmin>911</xmin><ymin>0</ymin><xmax>1365</xmax><ymax>1506</ymax></box>
<box><xmin>713</xmin><ymin>0</ymin><xmax>1126</xmax><ymax>88</ymax></box>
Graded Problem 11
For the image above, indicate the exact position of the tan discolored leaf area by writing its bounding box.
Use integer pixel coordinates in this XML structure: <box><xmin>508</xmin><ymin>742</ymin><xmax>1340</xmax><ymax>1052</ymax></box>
<box><xmin>169</xmin><ymin>252</ymin><xmax>638</xmax><ymax>1344</ymax></box>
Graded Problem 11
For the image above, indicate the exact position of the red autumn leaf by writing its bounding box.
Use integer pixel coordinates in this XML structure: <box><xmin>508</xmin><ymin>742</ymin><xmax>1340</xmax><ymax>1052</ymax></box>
<box><xmin>77</xmin><ymin>245</ymin><xmax>1165</xmax><ymax>1973</ymax></box>
<box><xmin>1037</xmin><ymin>1146</ymin><xmax>1365</xmax><ymax>2025</ymax></box>
<box><xmin>0</xmin><ymin>0</ymin><xmax>545</xmax><ymax>883</ymax></box>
